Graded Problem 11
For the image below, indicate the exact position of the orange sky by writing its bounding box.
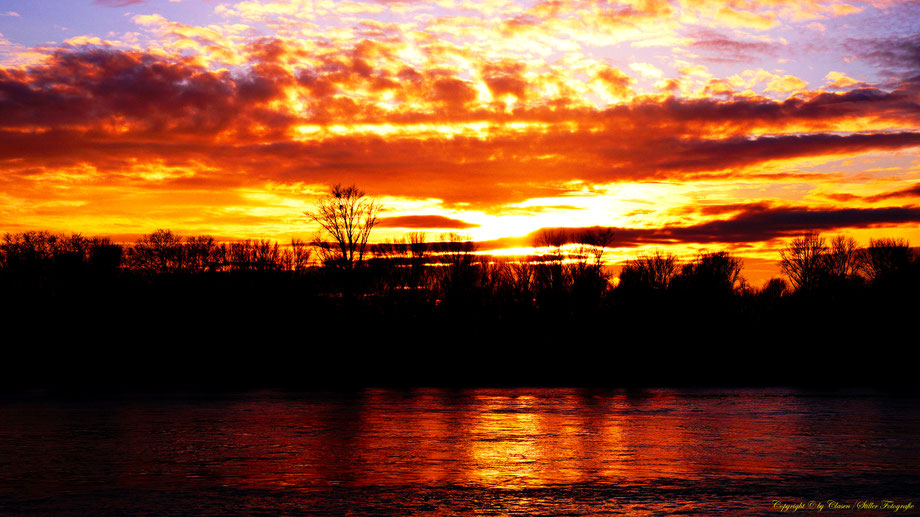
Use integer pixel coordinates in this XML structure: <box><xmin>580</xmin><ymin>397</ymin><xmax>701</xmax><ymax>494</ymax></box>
<box><xmin>1</xmin><ymin>0</ymin><xmax>919</xmax><ymax>284</ymax></box>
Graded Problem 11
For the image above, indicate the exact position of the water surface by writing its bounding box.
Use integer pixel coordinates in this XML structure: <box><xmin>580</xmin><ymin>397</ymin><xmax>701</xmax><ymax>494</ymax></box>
<box><xmin>1</xmin><ymin>389</ymin><xmax>917</xmax><ymax>515</ymax></box>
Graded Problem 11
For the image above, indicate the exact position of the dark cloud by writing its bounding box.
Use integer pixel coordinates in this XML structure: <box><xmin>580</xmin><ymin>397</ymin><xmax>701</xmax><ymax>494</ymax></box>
<box><xmin>846</xmin><ymin>34</ymin><xmax>920</xmax><ymax>74</ymax></box>
<box><xmin>819</xmin><ymin>184</ymin><xmax>920</xmax><ymax>203</ymax></box>
<box><xmin>615</xmin><ymin>83</ymin><xmax>920</xmax><ymax>129</ymax></box>
<box><xmin>865</xmin><ymin>183</ymin><xmax>920</xmax><ymax>202</ymax></box>
<box><xmin>2</xmin><ymin>127</ymin><xmax>919</xmax><ymax>210</ymax></box>
<box><xmin>660</xmin><ymin>205</ymin><xmax>920</xmax><ymax>244</ymax></box>
<box><xmin>674</xmin><ymin>202</ymin><xmax>771</xmax><ymax>216</ymax></box>
<box><xmin>0</xmin><ymin>48</ymin><xmax>260</xmax><ymax>134</ymax></box>
<box><xmin>377</xmin><ymin>215</ymin><xmax>479</xmax><ymax>229</ymax></box>
<box><xmin>646</xmin><ymin>132</ymin><xmax>920</xmax><ymax>175</ymax></box>
<box><xmin>505</xmin><ymin>204</ymin><xmax>920</xmax><ymax>249</ymax></box>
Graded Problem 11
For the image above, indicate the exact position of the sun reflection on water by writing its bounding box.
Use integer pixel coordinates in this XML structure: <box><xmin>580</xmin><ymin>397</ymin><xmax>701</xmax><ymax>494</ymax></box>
<box><xmin>2</xmin><ymin>389</ymin><xmax>918</xmax><ymax>515</ymax></box>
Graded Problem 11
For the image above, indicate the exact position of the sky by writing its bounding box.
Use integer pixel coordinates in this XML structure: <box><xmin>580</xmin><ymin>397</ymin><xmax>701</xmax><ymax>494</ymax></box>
<box><xmin>1</xmin><ymin>0</ymin><xmax>919</xmax><ymax>283</ymax></box>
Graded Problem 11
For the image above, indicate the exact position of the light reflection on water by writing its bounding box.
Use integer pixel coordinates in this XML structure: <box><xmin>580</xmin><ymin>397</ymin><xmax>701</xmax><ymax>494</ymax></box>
<box><xmin>1</xmin><ymin>388</ymin><xmax>918</xmax><ymax>515</ymax></box>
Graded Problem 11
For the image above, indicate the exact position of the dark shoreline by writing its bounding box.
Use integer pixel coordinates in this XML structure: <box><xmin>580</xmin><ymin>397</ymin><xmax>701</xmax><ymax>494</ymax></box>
<box><xmin>5</xmin><ymin>303</ymin><xmax>916</xmax><ymax>391</ymax></box>
<box><xmin>3</xmin><ymin>229</ymin><xmax>917</xmax><ymax>392</ymax></box>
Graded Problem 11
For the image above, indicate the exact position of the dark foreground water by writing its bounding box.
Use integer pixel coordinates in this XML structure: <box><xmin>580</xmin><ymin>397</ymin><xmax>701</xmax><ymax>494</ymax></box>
<box><xmin>1</xmin><ymin>389</ymin><xmax>918</xmax><ymax>516</ymax></box>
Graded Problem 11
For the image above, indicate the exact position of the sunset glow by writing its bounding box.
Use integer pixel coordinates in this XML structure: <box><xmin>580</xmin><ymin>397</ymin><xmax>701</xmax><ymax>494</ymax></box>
<box><xmin>2</xmin><ymin>0</ymin><xmax>919</xmax><ymax>282</ymax></box>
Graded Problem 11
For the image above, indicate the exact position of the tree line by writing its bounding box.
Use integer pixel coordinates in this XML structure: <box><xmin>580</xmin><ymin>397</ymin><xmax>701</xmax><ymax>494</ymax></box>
<box><xmin>1</xmin><ymin>226</ymin><xmax>917</xmax><ymax>303</ymax></box>
<box><xmin>0</xmin><ymin>230</ymin><xmax>313</xmax><ymax>275</ymax></box>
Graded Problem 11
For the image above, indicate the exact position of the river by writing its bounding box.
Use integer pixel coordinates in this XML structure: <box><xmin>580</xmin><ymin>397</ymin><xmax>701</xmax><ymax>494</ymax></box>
<box><xmin>1</xmin><ymin>388</ymin><xmax>917</xmax><ymax>515</ymax></box>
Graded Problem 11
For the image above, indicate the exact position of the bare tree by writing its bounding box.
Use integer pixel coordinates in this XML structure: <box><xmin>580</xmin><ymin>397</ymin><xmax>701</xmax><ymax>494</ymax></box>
<box><xmin>288</xmin><ymin>238</ymin><xmax>312</xmax><ymax>272</ymax></box>
<box><xmin>780</xmin><ymin>231</ymin><xmax>827</xmax><ymax>291</ymax></box>
<box><xmin>252</xmin><ymin>239</ymin><xmax>283</xmax><ymax>272</ymax></box>
<box><xmin>185</xmin><ymin>235</ymin><xmax>218</xmax><ymax>273</ymax></box>
<box><xmin>433</xmin><ymin>232</ymin><xmax>479</xmax><ymax>304</ymax></box>
<box><xmin>306</xmin><ymin>183</ymin><xmax>382</xmax><ymax>270</ymax></box>
<box><xmin>571</xmin><ymin>227</ymin><xmax>614</xmax><ymax>278</ymax></box>
<box><xmin>227</xmin><ymin>240</ymin><xmax>255</xmax><ymax>271</ymax></box>
<box><xmin>405</xmin><ymin>232</ymin><xmax>430</xmax><ymax>290</ymax></box>
<box><xmin>570</xmin><ymin>228</ymin><xmax>614</xmax><ymax>304</ymax></box>
<box><xmin>130</xmin><ymin>229</ymin><xmax>184</xmax><ymax>274</ymax></box>
<box><xmin>534</xmin><ymin>229</ymin><xmax>568</xmax><ymax>296</ymax></box>
<box><xmin>618</xmin><ymin>250</ymin><xmax>679</xmax><ymax>291</ymax></box>
<box><xmin>825</xmin><ymin>234</ymin><xmax>862</xmax><ymax>279</ymax></box>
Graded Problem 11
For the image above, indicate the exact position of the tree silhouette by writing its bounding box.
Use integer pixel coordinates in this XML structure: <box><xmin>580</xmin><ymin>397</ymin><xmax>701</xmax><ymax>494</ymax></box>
<box><xmin>406</xmin><ymin>232</ymin><xmax>430</xmax><ymax>289</ymax></box>
<box><xmin>779</xmin><ymin>231</ymin><xmax>827</xmax><ymax>292</ymax></box>
<box><xmin>185</xmin><ymin>235</ymin><xmax>218</xmax><ymax>273</ymax></box>
<box><xmin>129</xmin><ymin>229</ymin><xmax>184</xmax><ymax>274</ymax></box>
<box><xmin>760</xmin><ymin>277</ymin><xmax>788</xmax><ymax>299</ymax></box>
<box><xmin>569</xmin><ymin>228</ymin><xmax>614</xmax><ymax>308</ymax></box>
<box><xmin>863</xmin><ymin>237</ymin><xmax>913</xmax><ymax>285</ymax></box>
<box><xmin>288</xmin><ymin>238</ymin><xmax>312</xmax><ymax>272</ymax></box>
<box><xmin>533</xmin><ymin>229</ymin><xmax>568</xmax><ymax>305</ymax></box>
<box><xmin>530</xmin><ymin>227</ymin><xmax>613</xmax><ymax>308</ymax></box>
<box><xmin>374</xmin><ymin>231</ymin><xmax>430</xmax><ymax>293</ymax></box>
<box><xmin>618</xmin><ymin>250</ymin><xmax>678</xmax><ymax>292</ymax></box>
<box><xmin>88</xmin><ymin>237</ymin><xmax>123</xmax><ymax>273</ymax></box>
<box><xmin>306</xmin><ymin>184</ymin><xmax>381</xmax><ymax>271</ymax></box>
<box><xmin>825</xmin><ymin>234</ymin><xmax>862</xmax><ymax>280</ymax></box>
<box><xmin>0</xmin><ymin>231</ymin><xmax>117</xmax><ymax>290</ymax></box>
<box><xmin>433</xmin><ymin>232</ymin><xmax>478</xmax><ymax>306</ymax></box>
<box><xmin>675</xmin><ymin>251</ymin><xmax>744</xmax><ymax>295</ymax></box>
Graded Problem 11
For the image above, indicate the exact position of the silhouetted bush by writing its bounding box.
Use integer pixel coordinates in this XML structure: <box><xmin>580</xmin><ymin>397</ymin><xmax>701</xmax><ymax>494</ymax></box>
<box><xmin>760</xmin><ymin>277</ymin><xmax>788</xmax><ymax>300</ymax></box>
